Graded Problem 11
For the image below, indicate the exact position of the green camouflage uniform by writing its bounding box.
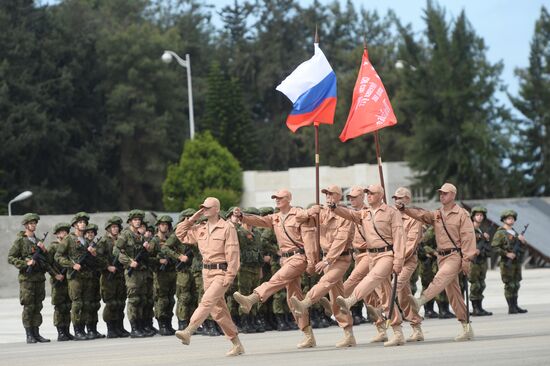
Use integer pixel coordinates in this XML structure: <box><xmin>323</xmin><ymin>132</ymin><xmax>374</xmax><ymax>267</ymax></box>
<box><xmin>8</xmin><ymin>230</ymin><xmax>50</xmax><ymax>328</ymax></box>
<box><xmin>492</xmin><ymin>226</ymin><xmax>526</xmax><ymax>299</ymax></box>
<box><xmin>84</xmin><ymin>224</ymin><xmax>102</xmax><ymax>329</ymax></box>
<box><xmin>150</xmin><ymin>229</ymin><xmax>177</xmax><ymax>331</ymax></box>
<box><xmin>48</xmin><ymin>237</ymin><xmax>71</xmax><ymax>328</ymax></box>
<box><xmin>469</xmin><ymin>226</ymin><xmax>491</xmax><ymax>300</ymax></box>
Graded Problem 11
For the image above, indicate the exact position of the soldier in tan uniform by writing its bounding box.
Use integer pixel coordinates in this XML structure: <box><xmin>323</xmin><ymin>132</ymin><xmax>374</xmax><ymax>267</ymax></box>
<box><xmin>391</xmin><ymin>187</ymin><xmax>424</xmax><ymax>341</ymax></box>
<box><xmin>232</xmin><ymin>189</ymin><xmax>319</xmax><ymax>349</ymax></box>
<box><xmin>398</xmin><ymin>183</ymin><xmax>476</xmax><ymax>341</ymax></box>
<box><xmin>174</xmin><ymin>197</ymin><xmax>244</xmax><ymax>356</ymax></box>
<box><xmin>341</xmin><ymin>186</ymin><xmax>386</xmax><ymax>342</ymax></box>
<box><xmin>290</xmin><ymin>185</ymin><xmax>355</xmax><ymax>348</ymax></box>
<box><xmin>332</xmin><ymin>184</ymin><xmax>406</xmax><ymax>347</ymax></box>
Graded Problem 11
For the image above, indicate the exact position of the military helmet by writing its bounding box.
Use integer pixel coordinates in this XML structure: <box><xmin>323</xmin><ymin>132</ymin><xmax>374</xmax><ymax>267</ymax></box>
<box><xmin>54</xmin><ymin>222</ymin><xmax>71</xmax><ymax>234</ymax></box>
<box><xmin>259</xmin><ymin>207</ymin><xmax>274</xmax><ymax>216</ymax></box>
<box><xmin>21</xmin><ymin>213</ymin><xmax>40</xmax><ymax>225</ymax></box>
<box><xmin>470</xmin><ymin>206</ymin><xmax>487</xmax><ymax>219</ymax></box>
<box><xmin>219</xmin><ymin>210</ymin><xmax>228</xmax><ymax>220</ymax></box>
<box><xmin>178</xmin><ymin>208</ymin><xmax>196</xmax><ymax>222</ymax></box>
<box><xmin>226</xmin><ymin>207</ymin><xmax>237</xmax><ymax>218</ymax></box>
<box><xmin>243</xmin><ymin>207</ymin><xmax>260</xmax><ymax>215</ymax></box>
<box><xmin>127</xmin><ymin>209</ymin><xmax>145</xmax><ymax>222</ymax></box>
<box><xmin>105</xmin><ymin>216</ymin><xmax>123</xmax><ymax>230</ymax></box>
<box><xmin>71</xmin><ymin>212</ymin><xmax>90</xmax><ymax>226</ymax></box>
<box><xmin>85</xmin><ymin>223</ymin><xmax>98</xmax><ymax>234</ymax></box>
<box><xmin>500</xmin><ymin>209</ymin><xmax>518</xmax><ymax>222</ymax></box>
<box><xmin>156</xmin><ymin>215</ymin><xmax>173</xmax><ymax>226</ymax></box>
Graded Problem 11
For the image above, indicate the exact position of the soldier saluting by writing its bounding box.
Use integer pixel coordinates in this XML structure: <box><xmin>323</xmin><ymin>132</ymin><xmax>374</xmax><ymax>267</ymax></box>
<box><xmin>492</xmin><ymin>209</ymin><xmax>528</xmax><ymax>314</ymax></box>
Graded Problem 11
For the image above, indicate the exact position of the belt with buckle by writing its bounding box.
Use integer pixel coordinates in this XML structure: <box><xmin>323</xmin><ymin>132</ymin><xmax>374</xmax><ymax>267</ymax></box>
<box><xmin>354</xmin><ymin>248</ymin><xmax>368</xmax><ymax>254</ymax></box>
<box><xmin>203</xmin><ymin>263</ymin><xmax>228</xmax><ymax>270</ymax></box>
<box><xmin>367</xmin><ymin>246</ymin><xmax>393</xmax><ymax>253</ymax></box>
<box><xmin>281</xmin><ymin>249</ymin><xmax>305</xmax><ymax>258</ymax></box>
<box><xmin>437</xmin><ymin>248</ymin><xmax>460</xmax><ymax>256</ymax></box>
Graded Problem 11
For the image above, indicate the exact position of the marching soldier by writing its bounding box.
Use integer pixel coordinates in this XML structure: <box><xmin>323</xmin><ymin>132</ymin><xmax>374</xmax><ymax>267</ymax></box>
<box><xmin>96</xmin><ymin>216</ymin><xmax>130</xmax><ymax>338</ymax></box>
<box><xmin>399</xmin><ymin>183</ymin><xmax>476</xmax><ymax>341</ymax></box>
<box><xmin>332</xmin><ymin>184</ymin><xmax>406</xmax><ymax>347</ymax></box>
<box><xmin>392</xmin><ymin>188</ymin><xmax>424</xmax><ymax>341</ymax></box>
<box><xmin>232</xmin><ymin>189</ymin><xmax>318</xmax><ymax>349</ymax></box>
<box><xmin>56</xmin><ymin>212</ymin><xmax>96</xmax><ymax>341</ymax></box>
<box><xmin>162</xmin><ymin>209</ymin><xmax>196</xmax><ymax>331</ymax></box>
<box><xmin>84</xmin><ymin>223</ymin><xmax>105</xmax><ymax>339</ymax></box>
<box><xmin>8</xmin><ymin>213</ymin><xmax>54</xmax><ymax>343</ymax></box>
<box><xmin>151</xmin><ymin>215</ymin><xmax>177</xmax><ymax>335</ymax></box>
<box><xmin>492</xmin><ymin>209</ymin><xmax>528</xmax><ymax>314</ymax></box>
<box><xmin>290</xmin><ymin>185</ymin><xmax>355</xmax><ymax>348</ymax></box>
<box><xmin>469</xmin><ymin>207</ymin><xmax>493</xmax><ymax>316</ymax></box>
<box><xmin>48</xmin><ymin>222</ymin><xmax>73</xmax><ymax>341</ymax></box>
<box><xmin>115</xmin><ymin>210</ymin><xmax>155</xmax><ymax>338</ymax></box>
<box><xmin>174</xmin><ymin>197</ymin><xmax>244</xmax><ymax>356</ymax></box>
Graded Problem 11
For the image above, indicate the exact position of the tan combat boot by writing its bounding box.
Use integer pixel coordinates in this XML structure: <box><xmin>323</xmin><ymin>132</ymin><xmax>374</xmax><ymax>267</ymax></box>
<box><xmin>384</xmin><ymin>325</ymin><xmax>406</xmax><ymax>347</ymax></box>
<box><xmin>407</xmin><ymin>324</ymin><xmax>424</xmax><ymax>342</ymax></box>
<box><xmin>233</xmin><ymin>292</ymin><xmax>260</xmax><ymax>314</ymax></box>
<box><xmin>335</xmin><ymin>327</ymin><xmax>357</xmax><ymax>348</ymax></box>
<box><xmin>336</xmin><ymin>295</ymin><xmax>358</xmax><ymax>315</ymax></box>
<box><xmin>409</xmin><ymin>294</ymin><xmax>428</xmax><ymax>314</ymax></box>
<box><xmin>226</xmin><ymin>336</ymin><xmax>245</xmax><ymax>356</ymax></box>
<box><xmin>290</xmin><ymin>296</ymin><xmax>312</xmax><ymax>316</ymax></box>
<box><xmin>454</xmin><ymin>321</ymin><xmax>474</xmax><ymax>342</ymax></box>
<box><xmin>175</xmin><ymin>323</ymin><xmax>198</xmax><ymax>345</ymax></box>
<box><xmin>366</xmin><ymin>304</ymin><xmax>383</xmax><ymax>323</ymax></box>
<box><xmin>319</xmin><ymin>297</ymin><xmax>333</xmax><ymax>317</ymax></box>
<box><xmin>297</xmin><ymin>325</ymin><xmax>316</xmax><ymax>349</ymax></box>
<box><xmin>370</xmin><ymin>323</ymin><xmax>388</xmax><ymax>342</ymax></box>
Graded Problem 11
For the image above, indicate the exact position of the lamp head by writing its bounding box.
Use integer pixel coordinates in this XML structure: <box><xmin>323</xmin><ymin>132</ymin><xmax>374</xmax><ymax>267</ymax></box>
<box><xmin>161</xmin><ymin>51</ymin><xmax>173</xmax><ymax>64</ymax></box>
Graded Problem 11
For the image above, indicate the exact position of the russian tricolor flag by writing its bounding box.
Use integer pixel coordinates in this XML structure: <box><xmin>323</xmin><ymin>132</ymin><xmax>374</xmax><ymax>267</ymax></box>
<box><xmin>276</xmin><ymin>43</ymin><xmax>337</xmax><ymax>132</ymax></box>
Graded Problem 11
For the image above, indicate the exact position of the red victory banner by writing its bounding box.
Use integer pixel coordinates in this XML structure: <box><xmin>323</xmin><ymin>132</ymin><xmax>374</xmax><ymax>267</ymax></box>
<box><xmin>339</xmin><ymin>48</ymin><xmax>397</xmax><ymax>142</ymax></box>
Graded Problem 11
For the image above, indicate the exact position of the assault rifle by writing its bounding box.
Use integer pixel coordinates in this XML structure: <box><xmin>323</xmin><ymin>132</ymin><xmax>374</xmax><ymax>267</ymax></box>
<box><xmin>127</xmin><ymin>237</ymin><xmax>151</xmax><ymax>277</ymax></box>
<box><xmin>26</xmin><ymin>232</ymin><xmax>49</xmax><ymax>274</ymax></box>
<box><xmin>506</xmin><ymin>224</ymin><xmax>529</xmax><ymax>267</ymax></box>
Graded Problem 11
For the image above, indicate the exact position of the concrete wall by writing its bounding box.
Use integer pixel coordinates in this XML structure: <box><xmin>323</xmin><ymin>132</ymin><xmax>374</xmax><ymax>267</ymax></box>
<box><xmin>241</xmin><ymin>161</ymin><xmax>420</xmax><ymax>208</ymax></box>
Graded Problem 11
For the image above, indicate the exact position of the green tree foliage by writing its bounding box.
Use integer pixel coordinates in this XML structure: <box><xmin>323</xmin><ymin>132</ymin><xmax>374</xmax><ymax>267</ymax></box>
<box><xmin>509</xmin><ymin>6</ymin><xmax>550</xmax><ymax>195</ymax></box>
<box><xmin>395</xmin><ymin>1</ymin><xmax>511</xmax><ymax>199</ymax></box>
<box><xmin>162</xmin><ymin>132</ymin><xmax>242</xmax><ymax>211</ymax></box>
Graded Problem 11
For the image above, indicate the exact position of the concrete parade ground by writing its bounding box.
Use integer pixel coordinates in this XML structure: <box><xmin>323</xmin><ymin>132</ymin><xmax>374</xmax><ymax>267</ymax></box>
<box><xmin>0</xmin><ymin>268</ymin><xmax>549</xmax><ymax>366</ymax></box>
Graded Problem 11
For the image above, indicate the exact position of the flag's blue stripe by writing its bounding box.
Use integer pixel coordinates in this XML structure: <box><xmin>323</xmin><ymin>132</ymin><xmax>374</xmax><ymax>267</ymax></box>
<box><xmin>289</xmin><ymin>72</ymin><xmax>337</xmax><ymax>115</ymax></box>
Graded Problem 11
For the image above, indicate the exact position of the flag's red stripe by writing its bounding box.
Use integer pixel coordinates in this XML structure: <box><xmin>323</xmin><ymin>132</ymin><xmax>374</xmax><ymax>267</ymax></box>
<box><xmin>286</xmin><ymin>97</ymin><xmax>337</xmax><ymax>133</ymax></box>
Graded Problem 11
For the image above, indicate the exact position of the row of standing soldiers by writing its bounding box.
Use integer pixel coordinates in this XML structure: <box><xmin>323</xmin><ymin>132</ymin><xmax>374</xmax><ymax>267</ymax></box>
<box><xmin>8</xmin><ymin>196</ymin><xmax>527</xmax><ymax>345</ymax></box>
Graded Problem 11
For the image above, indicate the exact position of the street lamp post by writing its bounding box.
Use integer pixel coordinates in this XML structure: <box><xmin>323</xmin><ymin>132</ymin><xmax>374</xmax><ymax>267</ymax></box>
<box><xmin>161</xmin><ymin>50</ymin><xmax>195</xmax><ymax>139</ymax></box>
<box><xmin>8</xmin><ymin>191</ymin><xmax>33</xmax><ymax>216</ymax></box>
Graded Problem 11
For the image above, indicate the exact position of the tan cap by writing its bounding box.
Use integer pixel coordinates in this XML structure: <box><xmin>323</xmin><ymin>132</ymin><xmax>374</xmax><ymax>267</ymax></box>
<box><xmin>271</xmin><ymin>189</ymin><xmax>292</xmax><ymax>200</ymax></box>
<box><xmin>392</xmin><ymin>187</ymin><xmax>412</xmax><ymax>199</ymax></box>
<box><xmin>347</xmin><ymin>185</ymin><xmax>365</xmax><ymax>198</ymax></box>
<box><xmin>321</xmin><ymin>184</ymin><xmax>342</xmax><ymax>196</ymax></box>
<box><xmin>364</xmin><ymin>184</ymin><xmax>384</xmax><ymax>195</ymax></box>
<box><xmin>438</xmin><ymin>183</ymin><xmax>457</xmax><ymax>194</ymax></box>
<box><xmin>200</xmin><ymin>197</ymin><xmax>221</xmax><ymax>209</ymax></box>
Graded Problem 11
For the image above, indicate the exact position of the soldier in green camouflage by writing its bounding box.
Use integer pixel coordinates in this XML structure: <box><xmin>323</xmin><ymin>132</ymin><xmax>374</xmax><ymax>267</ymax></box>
<box><xmin>492</xmin><ymin>209</ymin><xmax>528</xmax><ymax>314</ymax></box>
<box><xmin>83</xmin><ymin>223</ymin><xmax>105</xmax><ymax>339</ymax></box>
<box><xmin>469</xmin><ymin>207</ymin><xmax>493</xmax><ymax>316</ymax></box>
<box><xmin>115</xmin><ymin>210</ymin><xmax>155</xmax><ymax>337</ymax></box>
<box><xmin>256</xmin><ymin>207</ymin><xmax>278</xmax><ymax>331</ymax></box>
<box><xmin>96</xmin><ymin>216</ymin><xmax>130</xmax><ymax>338</ymax></box>
<box><xmin>8</xmin><ymin>213</ymin><xmax>54</xmax><ymax>343</ymax></box>
<box><xmin>140</xmin><ymin>220</ymin><xmax>158</xmax><ymax>335</ymax></box>
<box><xmin>150</xmin><ymin>215</ymin><xmax>177</xmax><ymax>336</ymax></box>
<box><xmin>418</xmin><ymin>226</ymin><xmax>455</xmax><ymax>318</ymax></box>
<box><xmin>162</xmin><ymin>209</ymin><xmax>196</xmax><ymax>330</ymax></box>
<box><xmin>48</xmin><ymin>222</ymin><xmax>73</xmax><ymax>341</ymax></box>
<box><xmin>55</xmin><ymin>212</ymin><xmax>96</xmax><ymax>341</ymax></box>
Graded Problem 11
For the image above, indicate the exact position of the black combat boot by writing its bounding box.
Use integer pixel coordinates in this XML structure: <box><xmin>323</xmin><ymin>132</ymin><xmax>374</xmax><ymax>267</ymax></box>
<box><xmin>195</xmin><ymin>322</ymin><xmax>205</xmax><ymax>335</ymax></box>
<box><xmin>73</xmin><ymin>324</ymin><xmax>88</xmax><ymax>341</ymax></box>
<box><xmin>117</xmin><ymin>320</ymin><xmax>130</xmax><ymax>338</ymax></box>
<box><xmin>64</xmin><ymin>326</ymin><xmax>75</xmax><ymax>340</ymax></box>
<box><xmin>106</xmin><ymin>321</ymin><xmax>120</xmax><ymax>338</ymax></box>
<box><xmin>148</xmin><ymin>318</ymin><xmax>159</xmax><ymax>334</ymax></box>
<box><xmin>130</xmin><ymin>321</ymin><xmax>146</xmax><ymax>338</ymax></box>
<box><xmin>158</xmin><ymin>318</ymin><xmax>171</xmax><ymax>336</ymax></box>
<box><xmin>317</xmin><ymin>311</ymin><xmax>330</xmax><ymax>328</ymax></box>
<box><xmin>33</xmin><ymin>327</ymin><xmax>50</xmax><ymax>342</ymax></box>
<box><xmin>514</xmin><ymin>297</ymin><xmax>527</xmax><ymax>313</ymax></box>
<box><xmin>351</xmin><ymin>306</ymin><xmax>366</xmax><ymax>325</ymax></box>
<box><xmin>240</xmin><ymin>315</ymin><xmax>253</xmax><ymax>333</ymax></box>
<box><xmin>424</xmin><ymin>300</ymin><xmax>438</xmax><ymax>319</ymax></box>
<box><xmin>25</xmin><ymin>327</ymin><xmax>37</xmax><ymax>344</ymax></box>
<box><xmin>506</xmin><ymin>297</ymin><xmax>518</xmax><ymax>314</ymax></box>
<box><xmin>275</xmin><ymin>314</ymin><xmax>290</xmax><ymax>331</ymax></box>
<box><xmin>437</xmin><ymin>301</ymin><xmax>455</xmax><ymax>319</ymax></box>
<box><xmin>142</xmin><ymin>319</ymin><xmax>156</xmax><ymax>337</ymax></box>
<box><xmin>165</xmin><ymin>317</ymin><xmax>176</xmax><ymax>335</ymax></box>
<box><xmin>206</xmin><ymin>319</ymin><xmax>221</xmax><ymax>336</ymax></box>
<box><xmin>285</xmin><ymin>313</ymin><xmax>298</xmax><ymax>330</ymax></box>
<box><xmin>471</xmin><ymin>300</ymin><xmax>492</xmax><ymax>316</ymax></box>
<box><xmin>86</xmin><ymin>323</ymin><xmax>105</xmax><ymax>339</ymax></box>
<box><xmin>478</xmin><ymin>300</ymin><xmax>493</xmax><ymax>316</ymax></box>
<box><xmin>57</xmin><ymin>326</ymin><xmax>71</xmax><ymax>341</ymax></box>
<box><xmin>253</xmin><ymin>315</ymin><xmax>265</xmax><ymax>333</ymax></box>
<box><xmin>178</xmin><ymin>319</ymin><xmax>188</xmax><ymax>331</ymax></box>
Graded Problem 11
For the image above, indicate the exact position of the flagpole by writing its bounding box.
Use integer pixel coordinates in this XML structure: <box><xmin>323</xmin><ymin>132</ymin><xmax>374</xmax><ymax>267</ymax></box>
<box><xmin>314</xmin><ymin>26</ymin><xmax>321</xmax><ymax>257</ymax></box>
<box><xmin>374</xmin><ymin>130</ymin><xmax>387</xmax><ymax>204</ymax></box>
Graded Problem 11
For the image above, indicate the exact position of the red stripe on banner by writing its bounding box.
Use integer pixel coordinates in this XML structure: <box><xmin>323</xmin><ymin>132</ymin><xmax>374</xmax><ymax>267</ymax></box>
<box><xmin>286</xmin><ymin>97</ymin><xmax>337</xmax><ymax>133</ymax></box>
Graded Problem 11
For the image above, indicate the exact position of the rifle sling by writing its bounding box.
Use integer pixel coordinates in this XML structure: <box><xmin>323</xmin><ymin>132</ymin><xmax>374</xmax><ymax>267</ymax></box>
<box><xmin>437</xmin><ymin>209</ymin><xmax>463</xmax><ymax>259</ymax></box>
<box><xmin>368</xmin><ymin>211</ymin><xmax>393</xmax><ymax>251</ymax></box>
